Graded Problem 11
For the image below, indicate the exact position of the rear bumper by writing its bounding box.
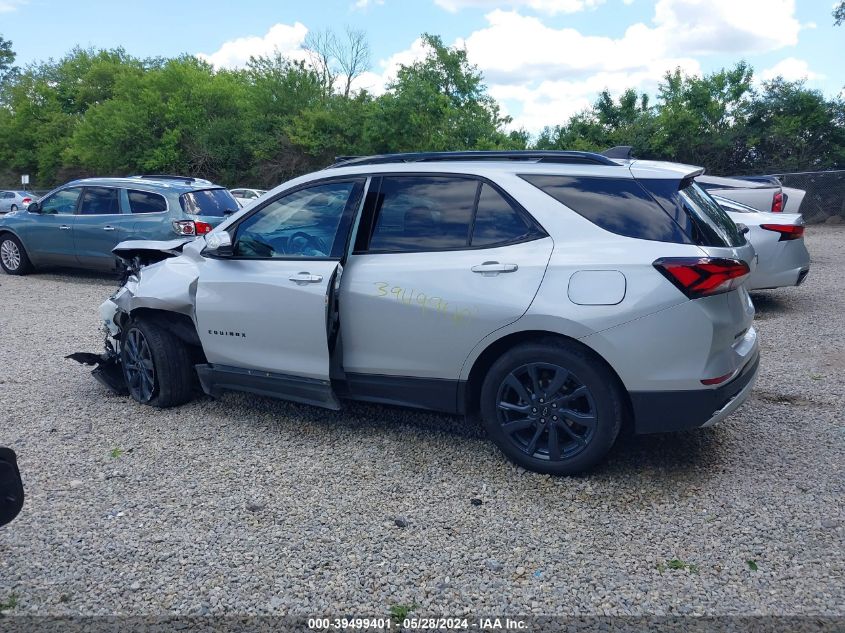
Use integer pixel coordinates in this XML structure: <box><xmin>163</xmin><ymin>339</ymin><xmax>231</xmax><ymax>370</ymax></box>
<box><xmin>629</xmin><ymin>351</ymin><xmax>760</xmax><ymax>434</ymax></box>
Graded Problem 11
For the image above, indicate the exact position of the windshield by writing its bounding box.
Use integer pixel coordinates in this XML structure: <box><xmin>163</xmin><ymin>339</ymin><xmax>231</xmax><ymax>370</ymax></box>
<box><xmin>180</xmin><ymin>188</ymin><xmax>239</xmax><ymax>217</ymax></box>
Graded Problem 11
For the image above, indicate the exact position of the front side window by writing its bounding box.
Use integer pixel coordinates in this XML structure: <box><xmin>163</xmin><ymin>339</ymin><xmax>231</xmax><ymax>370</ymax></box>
<box><xmin>79</xmin><ymin>187</ymin><xmax>120</xmax><ymax>215</ymax></box>
<box><xmin>180</xmin><ymin>188</ymin><xmax>239</xmax><ymax>217</ymax></box>
<box><xmin>233</xmin><ymin>181</ymin><xmax>360</xmax><ymax>259</ymax></box>
<box><xmin>128</xmin><ymin>190</ymin><xmax>168</xmax><ymax>214</ymax></box>
<box><xmin>40</xmin><ymin>188</ymin><xmax>82</xmax><ymax>215</ymax></box>
<box><xmin>368</xmin><ymin>176</ymin><xmax>479</xmax><ymax>252</ymax></box>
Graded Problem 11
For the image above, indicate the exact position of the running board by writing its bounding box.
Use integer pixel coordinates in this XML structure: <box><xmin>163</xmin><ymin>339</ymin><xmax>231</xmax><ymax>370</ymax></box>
<box><xmin>195</xmin><ymin>364</ymin><xmax>341</xmax><ymax>410</ymax></box>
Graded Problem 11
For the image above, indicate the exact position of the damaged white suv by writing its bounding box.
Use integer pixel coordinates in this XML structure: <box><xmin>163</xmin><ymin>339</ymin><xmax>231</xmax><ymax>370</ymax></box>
<box><xmin>74</xmin><ymin>151</ymin><xmax>760</xmax><ymax>474</ymax></box>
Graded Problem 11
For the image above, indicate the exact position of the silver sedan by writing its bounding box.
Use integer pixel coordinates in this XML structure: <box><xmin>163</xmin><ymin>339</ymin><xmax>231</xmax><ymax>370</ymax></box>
<box><xmin>714</xmin><ymin>195</ymin><xmax>810</xmax><ymax>290</ymax></box>
<box><xmin>0</xmin><ymin>190</ymin><xmax>37</xmax><ymax>214</ymax></box>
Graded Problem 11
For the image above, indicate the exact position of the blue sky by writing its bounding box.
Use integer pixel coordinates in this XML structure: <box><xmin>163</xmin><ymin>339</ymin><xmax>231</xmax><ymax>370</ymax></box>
<box><xmin>1</xmin><ymin>0</ymin><xmax>842</xmax><ymax>131</ymax></box>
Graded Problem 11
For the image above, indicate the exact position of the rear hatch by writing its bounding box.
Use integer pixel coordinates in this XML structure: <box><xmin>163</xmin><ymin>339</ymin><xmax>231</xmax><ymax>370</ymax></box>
<box><xmin>179</xmin><ymin>188</ymin><xmax>240</xmax><ymax>228</ymax></box>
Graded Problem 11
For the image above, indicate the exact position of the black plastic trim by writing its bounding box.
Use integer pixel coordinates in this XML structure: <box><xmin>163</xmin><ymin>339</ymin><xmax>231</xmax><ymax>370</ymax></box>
<box><xmin>341</xmin><ymin>373</ymin><xmax>464</xmax><ymax>415</ymax></box>
<box><xmin>195</xmin><ymin>364</ymin><xmax>341</xmax><ymax>410</ymax></box>
<box><xmin>329</xmin><ymin>151</ymin><xmax>619</xmax><ymax>168</ymax></box>
<box><xmin>629</xmin><ymin>352</ymin><xmax>759</xmax><ymax>434</ymax></box>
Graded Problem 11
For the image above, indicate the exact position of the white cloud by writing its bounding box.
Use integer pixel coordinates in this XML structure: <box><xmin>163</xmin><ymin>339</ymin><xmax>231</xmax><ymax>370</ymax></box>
<box><xmin>197</xmin><ymin>22</ymin><xmax>309</xmax><ymax>69</ymax></box>
<box><xmin>0</xmin><ymin>0</ymin><xmax>26</xmax><ymax>12</ymax></box>
<box><xmin>435</xmin><ymin>0</ymin><xmax>604</xmax><ymax>14</ymax></box>
<box><xmin>760</xmin><ymin>57</ymin><xmax>823</xmax><ymax>82</ymax></box>
<box><xmin>353</xmin><ymin>0</ymin><xmax>384</xmax><ymax>9</ymax></box>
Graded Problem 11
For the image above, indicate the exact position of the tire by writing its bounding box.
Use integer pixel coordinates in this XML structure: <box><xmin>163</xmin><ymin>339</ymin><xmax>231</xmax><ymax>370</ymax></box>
<box><xmin>10</xmin><ymin>204</ymin><xmax>17</xmax><ymax>212</ymax></box>
<box><xmin>120</xmin><ymin>317</ymin><xmax>195</xmax><ymax>408</ymax></box>
<box><xmin>0</xmin><ymin>233</ymin><xmax>33</xmax><ymax>275</ymax></box>
<box><xmin>480</xmin><ymin>338</ymin><xmax>623</xmax><ymax>475</ymax></box>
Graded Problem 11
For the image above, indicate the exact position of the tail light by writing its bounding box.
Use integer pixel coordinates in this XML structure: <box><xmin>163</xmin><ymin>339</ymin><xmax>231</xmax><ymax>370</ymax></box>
<box><xmin>761</xmin><ymin>224</ymin><xmax>804</xmax><ymax>241</ymax></box>
<box><xmin>172</xmin><ymin>220</ymin><xmax>213</xmax><ymax>236</ymax></box>
<box><xmin>653</xmin><ymin>257</ymin><xmax>750</xmax><ymax>299</ymax></box>
<box><xmin>21</xmin><ymin>197</ymin><xmax>31</xmax><ymax>205</ymax></box>
<box><xmin>771</xmin><ymin>191</ymin><xmax>784</xmax><ymax>213</ymax></box>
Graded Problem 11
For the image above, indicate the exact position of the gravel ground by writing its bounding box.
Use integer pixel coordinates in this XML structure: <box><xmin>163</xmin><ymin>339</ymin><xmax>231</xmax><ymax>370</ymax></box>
<box><xmin>0</xmin><ymin>226</ymin><xmax>842</xmax><ymax>618</ymax></box>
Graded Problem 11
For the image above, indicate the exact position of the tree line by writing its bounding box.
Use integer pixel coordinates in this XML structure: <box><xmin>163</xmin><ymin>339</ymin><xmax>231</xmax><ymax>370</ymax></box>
<box><xmin>0</xmin><ymin>32</ymin><xmax>842</xmax><ymax>190</ymax></box>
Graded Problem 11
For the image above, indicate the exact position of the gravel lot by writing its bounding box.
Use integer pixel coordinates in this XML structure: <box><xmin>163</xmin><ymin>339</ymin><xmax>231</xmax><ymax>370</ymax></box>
<box><xmin>0</xmin><ymin>226</ymin><xmax>842</xmax><ymax>619</ymax></box>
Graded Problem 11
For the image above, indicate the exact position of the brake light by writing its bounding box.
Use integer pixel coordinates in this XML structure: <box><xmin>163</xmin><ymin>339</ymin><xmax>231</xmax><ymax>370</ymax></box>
<box><xmin>653</xmin><ymin>257</ymin><xmax>750</xmax><ymax>299</ymax></box>
<box><xmin>21</xmin><ymin>197</ymin><xmax>31</xmax><ymax>204</ymax></box>
<box><xmin>771</xmin><ymin>191</ymin><xmax>784</xmax><ymax>213</ymax></box>
<box><xmin>171</xmin><ymin>220</ymin><xmax>213</xmax><ymax>236</ymax></box>
<box><xmin>760</xmin><ymin>224</ymin><xmax>804</xmax><ymax>241</ymax></box>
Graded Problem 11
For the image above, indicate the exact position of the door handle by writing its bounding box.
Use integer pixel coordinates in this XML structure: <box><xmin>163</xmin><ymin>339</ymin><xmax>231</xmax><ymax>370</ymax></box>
<box><xmin>59</xmin><ymin>225</ymin><xmax>71</xmax><ymax>230</ymax></box>
<box><xmin>102</xmin><ymin>226</ymin><xmax>116</xmax><ymax>232</ymax></box>
<box><xmin>471</xmin><ymin>261</ymin><xmax>518</xmax><ymax>276</ymax></box>
<box><xmin>288</xmin><ymin>272</ymin><xmax>323</xmax><ymax>284</ymax></box>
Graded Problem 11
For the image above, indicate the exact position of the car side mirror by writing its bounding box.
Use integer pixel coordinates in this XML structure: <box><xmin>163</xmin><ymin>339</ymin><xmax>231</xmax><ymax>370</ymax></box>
<box><xmin>0</xmin><ymin>447</ymin><xmax>24</xmax><ymax>528</ymax></box>
<box><xmin>204</xmin><ymin>231</ymin><xmax>233</xmax><ymax>257</ymax></box>
<box><xmin>27</xmin><ymin>202</ymin><xmax>41</xmax><ymax>213</ymax></box>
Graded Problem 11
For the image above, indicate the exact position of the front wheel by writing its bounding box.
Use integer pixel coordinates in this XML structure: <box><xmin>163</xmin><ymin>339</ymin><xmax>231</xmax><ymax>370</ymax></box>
<box><xmin>480</xmin><ymin>339</ymin><xmax>623</xmax><ymax>475</ymax></box>
<box><xmin>120</xmin><ymin>318</ymin><xmax>195</xmax><ymax>408</ymax></box>
<box><xmin>0</xmin><ymin>234</ymin><xmax>33</xmax><ymax>275</ymax></box>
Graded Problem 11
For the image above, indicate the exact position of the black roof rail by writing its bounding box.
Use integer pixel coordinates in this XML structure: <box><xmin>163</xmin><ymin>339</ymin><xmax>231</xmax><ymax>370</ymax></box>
<box><xmin>601</xmin><ymin>146</ymin><xmax>634</xmax><ymax>159</ymax></box>
<box><xmin>126</xmin><ymin>174</ymin><xmax>206</xmax><ymax>184</ymax></box>
<box><xmin>328</xmin><ymin>150</ymin><xmax>620</xmax><ymax>168</ymax></box>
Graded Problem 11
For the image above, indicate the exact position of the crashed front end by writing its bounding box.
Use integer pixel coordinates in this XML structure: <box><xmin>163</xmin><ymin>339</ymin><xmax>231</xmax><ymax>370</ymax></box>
<box><xmin>68</xmin><ymin>238</ymin><xmax>201</xmax><ymax>395</ymax></box>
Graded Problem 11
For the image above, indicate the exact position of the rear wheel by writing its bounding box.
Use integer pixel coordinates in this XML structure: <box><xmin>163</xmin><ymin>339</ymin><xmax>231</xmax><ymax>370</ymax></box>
<box><xmin>121</xmin><ymin>317</ymin><xmax>194</xmax><ymax>408</ymax></box>
<box><xmin>0</xmin><ymin>234</ymin><xmax>33</xmax><ymax>275</ymax></box>
<box><xmin>480</xmin><ymin>339</ymin><xmax>623</xmax><ymax>475</ymax></box>
<box><xmin>9</xmin><ymin>204</ymin><xmax>17</xmax><ymax>212</ymax></box>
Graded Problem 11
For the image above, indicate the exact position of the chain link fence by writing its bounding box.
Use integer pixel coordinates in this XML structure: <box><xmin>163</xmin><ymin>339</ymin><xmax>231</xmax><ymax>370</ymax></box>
<box><xmin>767</xmin><ymin>170</ymin><xmax>845</xmax><ymax>224</ymax></box>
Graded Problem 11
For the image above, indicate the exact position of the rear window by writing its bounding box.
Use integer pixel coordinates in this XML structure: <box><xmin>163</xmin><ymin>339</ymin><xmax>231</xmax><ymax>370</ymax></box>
<box><xmin>521</xmin><ymin>175</ymin><xmax>691</xmax><ymax>244</ymax></box>
<box><xmin>180</xmin><ymin>188</ymin><xmax>239</xmax><ymax>217</ymax></box>
<box><xmin>678</xmin><ymin>182</ymin><xmax>746</xmax><ymax>246</ymax></box>
<box><xmin>128</xmin><ymin>189</ymin><xmax>167</xmax><ymax>214</ymax></box>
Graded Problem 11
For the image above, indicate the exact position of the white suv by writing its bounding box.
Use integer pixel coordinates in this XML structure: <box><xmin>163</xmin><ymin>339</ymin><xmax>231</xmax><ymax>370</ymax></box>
<box><xmin>77</xmin><ymin>151</ymin><xmax>760</xmax><ymax>474</ymax></box>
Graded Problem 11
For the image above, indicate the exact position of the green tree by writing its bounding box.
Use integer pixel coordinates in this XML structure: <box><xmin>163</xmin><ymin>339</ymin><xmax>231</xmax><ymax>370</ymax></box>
<box><xmin>367</xmin><ymin>34</ymin><xmax>515</xmax><ymax>153</ymax></box>
<box><xmin>834</xmin><ymin>1</ymin><xmax>844</xmax><ymax>25</ymax></box>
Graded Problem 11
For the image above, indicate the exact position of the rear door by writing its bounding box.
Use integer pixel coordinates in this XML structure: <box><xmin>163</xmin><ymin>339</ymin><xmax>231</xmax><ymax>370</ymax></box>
<box><xmin>0</xmin><ymin>192</ymin><xmax>12</xmax><ymax>212</ymax></box>
<box><xmin>338</xmin><ymin>174</ymin><xmax>553</xmax><ymax>406</ymax></box>
<box><xmin>194</xmin><ymin>178</ymin><xmax>365</xmax><ymax>408</ymax></box>
<box><xmin>74</xmin><ymin>186</ymin><xmax>131</xmax><ymax>270</ymax></box>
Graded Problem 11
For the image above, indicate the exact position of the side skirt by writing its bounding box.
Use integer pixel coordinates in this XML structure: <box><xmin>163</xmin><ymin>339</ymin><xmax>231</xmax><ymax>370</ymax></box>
<box><xmin>339</xmin><ymin>373</ymin><xmax>465</xmax><ymax>415</ymax></box>
<box><xmin>195</xmin><ymin>364</ymin><xmax>341</xmax><ymax>411</ymax></box>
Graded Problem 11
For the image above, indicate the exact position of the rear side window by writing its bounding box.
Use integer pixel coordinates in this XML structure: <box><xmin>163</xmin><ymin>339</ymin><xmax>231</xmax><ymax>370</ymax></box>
<box><xmin>128</xmin><ymin>189</ymin><xmax>167</xmax><ymax>214</ymax></box>
<box><xmin>521</xmin><ymin>175</ymin><xmax>691</xmax><ymax>244</ymax></box>
<box><xmin>368</xmin><ymin>176</ymin><xmax>478</xmax><ymax>252</ymax></box>
<box><xmin>180</xmin><ymin>188</ymin><xmax>239</xmax><ymax>217</ymax></box>
<box><xmin>79</xmin><ymin>187</ymin><xmax>120</xmax><ymax>215</ymax></box>
<box><xmin>472</xmin><ymin>184</ymin><xmax>535</xmax><ymax>246</ymax></box>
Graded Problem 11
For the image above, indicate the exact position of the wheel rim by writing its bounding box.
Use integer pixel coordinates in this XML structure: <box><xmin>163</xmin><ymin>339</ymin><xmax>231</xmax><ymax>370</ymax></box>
<box><xmin>123</xmin><ymin>328</ymin><xmax>156</xmax><ymax>402</ymax></box>
<box><xmin>496</xmin><ymin>362</ymin><xmax>597</xmax><ymax>462</ymax></box>
<box><xmin>0</xmin><ymin>239</ymin><xmax>21</xmax><ymax>271</ymax></box>
<box><xmin>10</xmin><ymin>205</ymin><xmax>17</xmax><ymax>212</ymax></box>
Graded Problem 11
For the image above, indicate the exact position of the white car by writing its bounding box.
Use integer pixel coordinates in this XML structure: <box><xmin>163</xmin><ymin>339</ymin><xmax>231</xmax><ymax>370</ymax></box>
<box><xmin>74</xmin><ymin>151</ymin><xmax>760</xmax><ymax>475</ymax></box>
<box><xmin>229</xmin><ymin>188</ymin><xmax>267</xmax><ymax>207</ymax></box>
<box><xmin>713</xmin><ymin>195</ymin><xmax>810</xmax><ymax>290</ymax></box>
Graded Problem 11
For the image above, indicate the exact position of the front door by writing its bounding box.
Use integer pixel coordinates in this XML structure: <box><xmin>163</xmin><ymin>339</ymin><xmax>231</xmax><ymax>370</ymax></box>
<box><xmin>338</xmin><ymin>175</ymin><xmax>554</xmax><ymax>408</ymax></box>
<box><xmin>194</xmin><ymin>178</ymin><xmax>365</xmax><ymax>408</ymax></box>
<box><xmin>25</xmin><ymin>187</ymin><xmax>82</xmax><ymax>267</ymax></box>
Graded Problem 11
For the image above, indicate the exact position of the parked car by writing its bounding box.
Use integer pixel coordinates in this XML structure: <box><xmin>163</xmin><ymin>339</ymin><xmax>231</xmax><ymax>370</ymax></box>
<box><xmin>0</xmin><ymin>190</ymin><xmax>38</xmax><ymax>214</ymax></box>
<box><xmin>74</xmin><ymin>151</ymin><xmax>759</xmax><ymax>475</ymax></box>
<box><xmin>0</xmin><ymin>447</ymin><xmax>24</xmax><ymax>528</ymax></box>
<box><xmin>713</xmin><ymin>194</ymin><xmax>810</xmax><ymax>290</ymax></box>
<box><xmin>0</xmin><ymin>176</ymin><xmax>239</xmax><ymax>275</ymax></box>
<box><xmin>230</xmin><ymin>188</ymin><xmax>267</xmax><ymax>207</ymax></box>
<box><xmin>697</xmin><ymin>174</ymin><xmax>787</xmax><ymax>214</ymax></box>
